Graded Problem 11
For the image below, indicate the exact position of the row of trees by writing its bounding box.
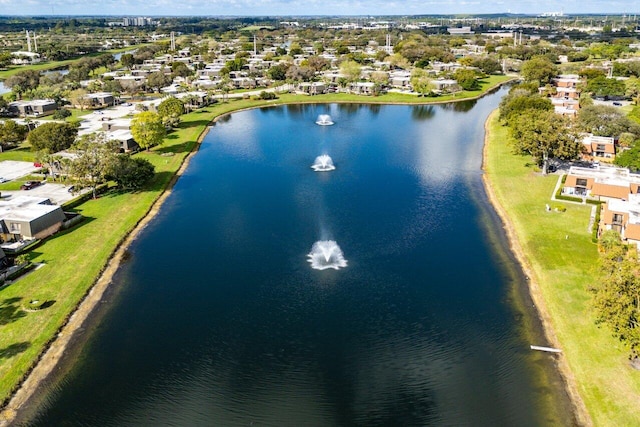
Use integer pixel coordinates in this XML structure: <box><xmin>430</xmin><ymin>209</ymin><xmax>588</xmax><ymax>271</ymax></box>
<box><xmin>66</xmin><ymin>133</ymin><xmax>155</xmax><ymax>196</ymax></box>
<box><xmin>25</xmin><ymin>123</ymin><xmax>156</xmax><ymax>195</ymax></box>
<box><xmin>594</xmin><ymin>231</ymin><xmax>640</xmax><ymax>360</ymax></box>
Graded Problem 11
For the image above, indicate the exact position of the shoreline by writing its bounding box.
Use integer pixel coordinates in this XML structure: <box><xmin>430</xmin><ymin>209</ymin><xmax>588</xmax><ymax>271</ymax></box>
<box><xmin>480</xmin><ymin>112</ymin><xmax>592</xmax><ymax>426</ymax></box>
<box><xmin>0</xmin><ymin>81</ymin><xmax>516</xmax><ymax>424</ymax></box>
<box><xmin>0</xmin><ymin>120</ymin><xmax>211</xmax><ymax>425</ymax></box>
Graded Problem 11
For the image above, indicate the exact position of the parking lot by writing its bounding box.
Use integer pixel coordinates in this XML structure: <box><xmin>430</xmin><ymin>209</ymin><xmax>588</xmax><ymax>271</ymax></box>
<box><xmin>2</xmin><ymin>182</ymin><xmax>78</xmax><ymax>205</ymax></box>
<box><xmin>0</xmin><ymin>160</ymin><xmax>39</xmax><ymax>181</ymax></box>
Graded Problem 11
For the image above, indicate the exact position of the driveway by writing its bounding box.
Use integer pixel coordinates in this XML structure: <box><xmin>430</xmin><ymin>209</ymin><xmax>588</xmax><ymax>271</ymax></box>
<box><xmin>0</xmin><ymin>161</ymin><xmax>38</xmax><ymax>181</ymax></box>
<box><xmin>2</xmin><ymin>182</ymin><xmax>77</xmax><ymax>205</ymax></box>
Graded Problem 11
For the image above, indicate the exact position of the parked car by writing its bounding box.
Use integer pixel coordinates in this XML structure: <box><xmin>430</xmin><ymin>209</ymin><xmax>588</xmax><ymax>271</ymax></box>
<box><xmin>20</xmin><ymin>181</ymin><xmax>42</xmax><ymax>190</ymax></box>
<box><xmin>0</xmin><ymin>177</ymin><xmax>8</xmax><ymax>183</ymax></box>
<box><xmin>67</xmin><ymin>185</ymin><xmax>76</xmax><ymax>193</ymax></box>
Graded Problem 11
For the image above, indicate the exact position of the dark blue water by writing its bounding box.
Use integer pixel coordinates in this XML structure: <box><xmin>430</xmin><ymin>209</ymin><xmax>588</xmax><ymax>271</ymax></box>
<box><xmin>22</xmin><ymin>89</ymin><xmax>573</xmax><ymax>426</ymax></box>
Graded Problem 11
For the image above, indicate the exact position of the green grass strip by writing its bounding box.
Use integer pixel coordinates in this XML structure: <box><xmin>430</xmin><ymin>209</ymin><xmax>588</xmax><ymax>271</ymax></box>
<box><xmin>484</xmin><ymin>110</ymin><xmax>640</xmax><ymax>426</ymax></box>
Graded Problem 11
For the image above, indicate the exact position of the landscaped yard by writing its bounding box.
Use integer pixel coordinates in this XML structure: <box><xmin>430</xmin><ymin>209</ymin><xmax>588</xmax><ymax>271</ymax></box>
<box><xmin>484</xmin><ymin>110</ymin><xmax>640</xmax><ymax>426</ymax></box>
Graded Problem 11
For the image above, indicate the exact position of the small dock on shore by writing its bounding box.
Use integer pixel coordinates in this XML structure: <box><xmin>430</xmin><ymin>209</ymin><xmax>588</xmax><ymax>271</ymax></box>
<box><xmin>530</xmin><ymin>345</ymin><xmax>562</xmax><ymax>353</ymax></box>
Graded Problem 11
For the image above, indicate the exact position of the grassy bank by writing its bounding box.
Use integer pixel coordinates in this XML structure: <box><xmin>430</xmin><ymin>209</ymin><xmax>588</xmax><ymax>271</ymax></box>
<box><xmin>483</xmin><ymin>110</ymin><xmax>640</xmax><ymax>425</ymax></box>
<box><xmin>0</xmin><ymin>80</ymin><xmax>513</xmax><ymax>413</ymax></box>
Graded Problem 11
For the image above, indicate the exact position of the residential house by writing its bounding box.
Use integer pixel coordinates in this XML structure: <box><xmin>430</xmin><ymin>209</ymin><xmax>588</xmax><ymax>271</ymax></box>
<box><xmin>432</xmin><ymin>79</ymin><xmax>460</xmax><ymax>93</ymax></box>
<box><xmin>551</xmin><ymin>98</ymin><xmax>580</xmax><ymax>116</ymax></box>
<box><xmin>599</xmin><ymin>194</ymin><xmax>640</xmax><ymax>247</ymax></box>
<box><xmin>562</xmin><ymin>165</ymin><xmax>640</xmax><ymax>202</ymax></box>
<box><xmin>389</xmin><ymin>70</ymin><xmax>411</xmax><ymax>89</ymax></box>
<box><xmin>296</xmin><ymin>82</ymin><xmax>327</xmax><ymax>95</ymax></box>
<box><xmin>10</xmin><ymin>51</ymin><xmax>40</xmax><ymax>65</ymax></box>
<box><xmin>80</xmin><ymin>92</ymin><xmax>116</xmax><ymax>109</ymax></box>
<box><xmin>175</xmin><ymin>91</ymin><xmax>210</xmax><ymax>109</ymax></box>
<box><xmin>348</xmin><ymin>82</ymin><xmax>375</xmax><ymax>95</ymax></box>
<box><xmin>582</xmin><ymin>135</ymin><xmax>616</xmax><ymax>161</ymax></box>
<box><xmin>8</xmin><ymin>100</ymin><xmax>57</xmax><ymax>117</ymax></box>
<box><xmin>105</xmin><ymin>130</ymin><xmax>139</xmax><ymax>152</ymax></box>
<box><xmin>0</xmin><ymin>196</ymin><xmax>66</xmax><ymax>243</ymax></box>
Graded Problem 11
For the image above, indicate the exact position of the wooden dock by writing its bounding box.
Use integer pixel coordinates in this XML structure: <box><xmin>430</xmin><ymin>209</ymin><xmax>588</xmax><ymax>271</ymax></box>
<box><xmin>530</xmin><ymin>345</ymin><xmax>562</xmax><ymax>353</ymax></box>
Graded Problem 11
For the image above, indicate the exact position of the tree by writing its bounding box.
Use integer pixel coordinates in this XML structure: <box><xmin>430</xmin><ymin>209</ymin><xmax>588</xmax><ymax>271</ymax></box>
<box><xmin>454</xmin><ymin>69</ymin><xmax>480</xmax><ymax>91</ymax></box>
<box><xmin>510</xmin><ymin>109</ymin><xmax>581</xmax><ymax>174</ymax></box>
<box><xmin>106</xmin><ymin>155</ymin><xmax>155</xmax><ymax>190</ymax></box>
<box><xmin>369</xmin><ymin>71</ymin><xmax>389</xmax><ymax>95</ymax></box>
<box><xmin>69</xmin><ymin>133</ymin><xmax>120</xmax><ymax>198</ymax></box>
<box><xmin>68</xmin><ymin>88</ymin><xmax>90</xmax><ymax>110</ymax></box>
<box><xmin>27</xmin><ymin>122</ymin><xmax>78</xmax><ymax>154</ymax></box>
<box><xmin>102</xmin><ymin>78</ymin><xmax>123</xmax><ymax>95</ymax></box>
<box><xmin>472</xmin><ymin>57</ymin><xmax>502</xmax><ymax>74</ymax></box>
<box><xmin>306</xmin><ymin>56</ymin><xmax>330</xmax><ymax>72</ymax></box>
<box><xmin>52</xmin><ymin>109</ymin><xmax>72</xmax><ymax>120</ymax></box>
<box><xmin>520</xmin><ymin>56</ymin><xmax>558</xmax><ymax>85</ymax></box>
<box><xmin>594</xmin><ymin>230</ymin><xmax>640</xmax><ymax>359</ymax></box>
<box><xmin>267</xmin><ymin>64</ymin><xmax>289</xmax><ymax>81</ymax></box>
<box><xmin>289</xmin><ymin>42</ymin><xmax>303</xmax><ymax>56</ymax></box>
<box><xmin>578</xmin><ymin>105</ymin><xmax>640</xmax><ymax>138</ymax></box>
<box><xmin>387</xmin><ymin>53</ymin><xmax>410</xmax><ymax>70</ymax></box>
<box><xmin>285</xmin><ymin>65</ymin><xmax>314</xmax><ymax>83</ymax></box>
<box><xmin>586</xmin><ymin>76</ymin><xmax>626</xmax><ymax>99</ymax></box>
<box><xmin>410</xmin><ymin>68</ymin><xmax>434</xmax><ymax>96</ymax></box>
<box><xmin>4</xmin><ymin>70</ymin><xmax>41</xmax><ymax>99</ymax></box>
<box><xmin>0</xmin><ymin>120</ymin><xmax>28</xmax><ymax>150</ymax></box>
<box><xmin>579</xmin><ymin>68</ymin><xmax>607</xmax><ymax>81</ymax></box>
<box><xmin>339</xmin><ymin>60</ymin><xmax>361</xmax><ymax>83</ymax></box>
<box><xmin>216</xmin><ymin>76</ymin><xmax>233</xmax><ymax>102</ymax></box>
<box><xmin>499</xmin><ymin>90</ymin><xmax>553</xmax><ymax>124</ymax></box>
<box><xmin>147</xmin><ymin>71</ymin><xmax>172</xmax><ymax>92</ymax></box>
<box><xmin>120</xmin><ymin>53</ymin><xmax>135</xmax><ymax>69</ymax></box>
<box><xmin>614</xmin><ymin>144</ymin><xmax>640</xmax><ymax>171</ymax></box>
<box><xmin>130</xmin><ymin>111</ymin><xmax>166</xmax><ymax>151</ymax></box>
<box><xmin>157</xmin><ymin>97</ymin><xmax>184</xmax><ymax>119</ymax></box>
<box><xmin>225</xmin><ymin>58</ymin><xmax>246</xmax><ymax>72</ymax></box>
<box><xmin>171</xmin><ymin>62</ymin><xmax>193</xmax><ymax>79</ymax></box>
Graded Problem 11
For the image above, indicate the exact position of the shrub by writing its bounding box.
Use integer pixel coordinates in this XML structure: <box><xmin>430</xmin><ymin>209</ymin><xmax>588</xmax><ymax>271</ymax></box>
<box><xmin>259</xmin><ymin>91</ymin><xmax>277</xmax><ymax>100</ymax></box>
<box><xmin>52</xmin><ymin>109</ymin><xmax>72</xmax><ymax>120</ymax></box>
<box><xmin>592</xmin><ymin>203</ymin><xmax>602</xmax><ymax>243</ymax></box>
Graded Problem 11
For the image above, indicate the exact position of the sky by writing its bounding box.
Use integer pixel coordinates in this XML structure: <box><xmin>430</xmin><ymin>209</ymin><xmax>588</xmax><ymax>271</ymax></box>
<box><xmin>0</xmin><ymin>0</ymin><xmax>637</xmax><ymax>17</ymax></box>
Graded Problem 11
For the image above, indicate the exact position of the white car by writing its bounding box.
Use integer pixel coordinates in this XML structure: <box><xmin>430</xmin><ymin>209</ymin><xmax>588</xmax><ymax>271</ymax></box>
<box><xmin>0</xmin><ymin>177</ymin><xmax>9</xmax><ymax>183</ymax></box>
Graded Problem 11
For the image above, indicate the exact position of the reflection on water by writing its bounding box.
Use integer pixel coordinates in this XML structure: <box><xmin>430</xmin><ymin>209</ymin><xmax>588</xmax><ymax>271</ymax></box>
<box><xmin>411</xmin><ymin>104</ymin><xmax>436</xmax><ymax>120</ymax></box>
<box><xmin>21</xmin><ymin>89</ymin><xmax>574</xmax><ymax>426</ymax></box>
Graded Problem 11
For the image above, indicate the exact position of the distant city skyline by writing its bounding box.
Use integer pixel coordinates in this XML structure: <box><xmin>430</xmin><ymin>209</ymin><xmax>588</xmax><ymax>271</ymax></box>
<box><xmin>0</xmin><ymin>0</ymin><xmax>638</xmax><ymax>17</ymax></box>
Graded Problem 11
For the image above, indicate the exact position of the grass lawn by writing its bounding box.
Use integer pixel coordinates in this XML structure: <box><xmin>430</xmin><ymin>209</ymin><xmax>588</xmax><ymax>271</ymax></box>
<box><xmin>36</xmin><ymin>109</ymin><xmax>91</xmax><ymax>123</ymax></box>
<box><xmin>0</xmin><ymin>146</ymin><xmax>35</xmax><ymax>163</ymax></box>
<box><xmin>0</xmin><ymin>79</ymin><xmax>513</xmax><ymax>411</ymax></box>
<box><xmin>484</xmin><ymin>110</ymin><xmax>640</xmax><ymax>426</ymax></box>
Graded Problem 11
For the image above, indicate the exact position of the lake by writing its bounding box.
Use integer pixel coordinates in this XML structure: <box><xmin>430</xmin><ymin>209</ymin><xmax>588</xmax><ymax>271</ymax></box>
<box><xmin>20</xmin><ymin>88</ymin><xmax>574</xmax><ymax>426</ymax></box>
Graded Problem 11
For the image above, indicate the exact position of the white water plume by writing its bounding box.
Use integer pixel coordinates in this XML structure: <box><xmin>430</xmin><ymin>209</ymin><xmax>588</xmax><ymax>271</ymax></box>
<box><xmin>307</xmin><ymin>240</ymin><xmax>348</xmax><ymax>270</ymax></box>
<box><xmin>311</xmin><ymin>154</ymin><xmax>336</xmax><ymax>172</ymax></box>
<box><xmin>315</xmin><ymin>114</ymin><xmax>334</xmax><ymax>126</ymax></box>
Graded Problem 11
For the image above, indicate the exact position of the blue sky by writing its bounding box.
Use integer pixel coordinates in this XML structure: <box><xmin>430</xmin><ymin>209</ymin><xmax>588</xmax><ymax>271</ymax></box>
<box><xmin>0</xmin><ymin>0</ymin><xmax>637</xmax><ymax>16</ymax></box>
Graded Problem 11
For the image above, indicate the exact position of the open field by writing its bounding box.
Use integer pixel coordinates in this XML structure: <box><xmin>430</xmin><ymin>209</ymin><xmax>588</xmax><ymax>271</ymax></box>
<box><xmin>483</xmin><ymin>110</ymin><xmax>640</xmax><ymax>426</ymax></box>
